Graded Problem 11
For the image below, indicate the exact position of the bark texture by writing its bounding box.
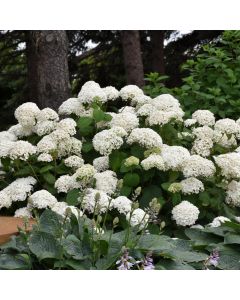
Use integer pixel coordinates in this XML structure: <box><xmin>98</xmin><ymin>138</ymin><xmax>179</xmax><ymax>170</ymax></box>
<box><xmin>149</xmin><ymin>30</ymin><xmax>165</xmax><ymax>74</ymax></box>
<box><xmin>26</xmin><ymin>31</ymin><xmax>70</xmax><ymax>110</ymax></box>
<box><xmin>121</xmin><ymin>30</ymin><xmax>144</xmax><ymax>87</ymax></box>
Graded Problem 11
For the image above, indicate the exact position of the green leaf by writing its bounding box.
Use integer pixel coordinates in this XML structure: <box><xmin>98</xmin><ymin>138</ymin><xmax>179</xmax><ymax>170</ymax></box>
<box><xmin>39</xmin><ymin>165</ymin><xmax>54</xmax><ymax>174</ymax></box>
<box><xmin>123</xmin><ymin>173</ymin><xmax>140</xmax><ymax>187</ymax></box>
<box><xmin>29</xmin><ymin>231</ymin><xmax>61</xmax><ymax>260</ymax></box>
<box><xmin>43</xmin><ymin>172</ymin><xmax>56</xmax><ymax>184</ymax></box>
<box><xmin>109</xmin><ymin>150</ymin><xmax>127</xmax><ymax>172</ymax></box>
<box><xmin>139</xmin><ymin>185</ymin><xmax>162</xmax><ymax>207</ymax></box>
<box><xmin>77</xmin><ymin>117</ymin><xmax>94</xmax><ymax>136</ymax></box>
<box><xmin>62</xmin><ymin>235</ymin><xmax>84</xmax><ymax>260</ymax></box>
<box><xmin>93</xmin><ymin>108</ymin><xmax>106</xmax><ymax>122</ymax></box>
<box><xmin>137</xmin><ymin>234</ymin><xmax>173</xmax><ymax>251</ymax></box>
<box><xmin>120</xmin><ymin>185</ymin><xmax>132</xmax><ymax>197</ymax></box>
<box><xmin>185</xmin><ymin>228</ymin><xmax>222</xmax><ymax>246</ymax></box>
<box><xmin>224</xmin><ymin>233</ymin><xmax>240</xmax><ymax>244</ymax></box>
<box><xmin>39</xmin><ymin>210</ymin><xmax>62</xmax><ymax>237</ymax></box>
<box><xmin>82</xmin><ymin>142</ymin><xmax>93</xmax><ymax>153</ymax></box>
<box><xmin>66</xmin><ymin>189</ymin><xmax>80</xmax><ymax>206</ymax></box>
<box><xmin>0</xmin><ymin>254</ymin><xmax>30</xmax><ymax>270</ymax></box>
<box><xmin>155</xmin><ymin>259</ymin><xmax>195</xmax><ymax>270</ymax></box>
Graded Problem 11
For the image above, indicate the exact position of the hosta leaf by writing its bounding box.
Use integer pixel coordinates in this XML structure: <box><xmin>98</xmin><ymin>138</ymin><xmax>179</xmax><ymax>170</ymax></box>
<box><xmin>39</xmin><ymin>210</ymin><xmax>62</xmax><ymax>237</ymax></box>
<box><xmin>0</xmin><ymin>254</ymin><xmax>30</xmax><ymax>270</ymax></box>
<box><xmin>62</xmin><ymin>235</ymin><xmax>84</xmax><ymax>260</ymax></box>
<box><xmin>29</xmin><ymin>231</ymin><xmax>61</xmax><ymax>260</ymax></box>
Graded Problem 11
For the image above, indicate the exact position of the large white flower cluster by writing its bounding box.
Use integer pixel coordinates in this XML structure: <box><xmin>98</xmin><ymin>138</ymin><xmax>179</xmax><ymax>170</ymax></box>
<box><xmin>127</xmin><ymin>128</ymin><xmax>163</xmax><ymax>149</ymax></box>
<box><xmin>93</xmin><ymin>127</ymin><xmax>126</xmax><ymax>155</ymax></box>
<box><xmin>94</xmin><ymin>170</ymin><xmax>118</xmax><ymax>195</ymax></box>
<box><xmin>161</xmin><ymin>145</ymin><xmax>190</xmax><ymax>171</ymax></box>
<box><xmin>172</xmin><ymin>201</ymin><xmax>199</xmax><ymax>226</ymax></box>
<box><xmin>182</xmin><ymin>155</ymin><xmax>216</xmax><ymax>178</ymax></box>
<box><xmin>0</xmin><ymin>177</ymin><xmax>37</xmax><ymax>209</ymax></box>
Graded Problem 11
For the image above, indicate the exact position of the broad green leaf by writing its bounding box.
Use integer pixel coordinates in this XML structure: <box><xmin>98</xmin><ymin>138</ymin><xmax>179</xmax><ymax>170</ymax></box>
<box><xmin>39</xmin><ymin>210</ymin><xmax>62</xmax><ymax>237</ymax></box>
<box><xmin>66</xmin><ymin>189</ymin><xmax>80</xmax><ymax>206</ymax></box>
<box><xmin>29</xmin><ymin>231</ymin><xmax>61</xmax><ymax>260</ymax></box>
<box><xmin>0</xmin><ymin>254</ymin><xmax>30</xmax><ymax>270</ymax></box>
<box><xmin>43</xmin><ymin>172</ymin><xmax>56</xmax><ymax>184</ymax></box>
<box><xmin>62</xmin><ymin>235</ymin><xmax>84</xmax><ymax>260</ymax></box>
<box><xmin>123</xmin><ymin>173</ymin><xmax>140</xmax><ymax>187</ymax></box>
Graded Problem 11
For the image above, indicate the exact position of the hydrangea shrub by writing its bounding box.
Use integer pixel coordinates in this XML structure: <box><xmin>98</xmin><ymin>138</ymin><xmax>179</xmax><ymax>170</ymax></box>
<box><xmin>1</xmin><ymin>80</ymin><xmax>240</xmax><ymax>238</ymax></box>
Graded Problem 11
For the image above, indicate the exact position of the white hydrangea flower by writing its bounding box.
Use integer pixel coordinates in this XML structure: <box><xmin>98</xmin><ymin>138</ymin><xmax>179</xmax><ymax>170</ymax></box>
<box><xmin>109</xmin><ymin>112</ymin><xmax>139</xmax><ymax>133</ymax></box>
<box><xmin>126</xmin><ymin>208</ymin><xmax>149</xmax><ymax>229</ymax></box>
<box><xmin>37</xmin><ymin>135</ymin><xmax>57</xmax><ymax>153</ymax></box>
<box><xmin>184</xmin><ymin>119</ymin><xmax>197</xmax><ymax>127</ymax></box>
<box><xmin>55</xmin><ymin>175</ymin><xmax>78</xmax><ymax>193</ymax></box>
<box><xmin>8</xmin><ymin>124</ymin><xmax>33</xmax><ymax>138</ymax></box>
<box><xmin>102</xmin><ymin>86</ymin><xmax>119</xmax><ymax>101</ymax></box>
<box><xmin>191</xmin><ymin>138</ymin><xmax>213</xmax><ymax>157</ymax></box>
<box><xmin>0</xmin><ymin>131</ymin><xmax>17</xmax><ymax>142</ymax></box>
<box><xmin>214</xmin><ymin>118</ymin><xmax>238</xmax><ymax>135</ymax></box>
<box><xmin>93</xmin><ymin>128</ymin><xmax>124</xmax><ymax>155</ymax></box>
<box><xmin>37</xmin><ymin>153</ymin><xmax>53</xmax><ymax>162</ymax></box>
<box><xmin>14</xmin><ymin>102</ymin><xmax>40</xmax><ymax>127</ymax></box>
<box><xmin>14</xmin><ymin>207</ymin><xmax>32</xmax><ymax>218</ymax></box>
<box><xmin>81</xmin><ymin>188</ymin><xmax>111</xmax><ymax>214</ymax></box>
<box><xmin>124</xmin><ymin>156</ymin><xmax>139</xmax><ymax>167</ymax></box>
<box><xmin>147</xmin><ymin>111</ymin><xmax>180</xmax><ymax>126</ymax></box>
<box><xmin>209</xmin><ymin>216</ymin><xmax>230</xmax><ymax>227</ymax></box>
<box><xmin>214</xmin><ymin>152</ymin><xmax>240</xmax><ymax>179</ymax></box>
<box><xmin>180</xmin><ymin>177</ymin><xmax>204</xmax><ymax>195</ymax></box>
<box><xmin>225</xmin><ymin>180</ymin><xmax>240</xmax><ymax>207</ymax></box>
<box><xmin>58</xmin><ymin>98</ymin><xmax>93</xmax><ymax>117</ymax></box>
<box><xmin>141</xmin><ymin>154</ymin><xmax>165</xmax><ymax>171</ymax></box>
<box><xmin>172</xmin><ymin>200</ymin><xmax>199</xmax><ymax>226</ymax></box>
<box><xmin>111</xmin><ymin>196</ymin><xmax>132</xmax><ymax>214</ymax></box>
<box><xmin>182</xmin><ymin>155</ymin><xmax>216</xmax><ymax>178</ymax></box>
<box><xmin>192</xmin><ymin>126</ymin><xmax>214</xmax><ymax>140</ymax></box>
<box><xmin>0</xmin><ymin>190</ymin><xmax>12</xmax><ymax>209</ymax></box>
<box><xmin>78</xmin><ymin>81</ymin><xmax>107</xmax><ymax>104</ymax></box>
<box><xmin>119</xmin><ymin>85</ymin><xmax>144</xmax><ymax>101</ymax></box>
<box><xmin>9</xmin><ymin>141</ymin><xmax>37</xmax><ymax>161</ymax></box>
<box><xmin>51</xmin><ymin>202</ymin><xmax>68</xmax><ymax>217</ymax></box>
<box><xmin>69</xmin><ymin>137</ymin><xmax>82</xmax><ymax>156</ymax></box>
<box><xmin>50</xmin><ymin>128</ymin><xmax>70</xmax><ymax>142</ymax></box>
<box><xmin>94</xmin><ymin>170</ymin><xmax>118</xmax><ymax>195</ymax></box>
<box><xmin>93</xmin><ymin>156</ymin><xmax>109</xmax><ymax>172</ymax></box>
<box><xmin>73</xmin><ymin>164</ymin><xmax>96</xmax><ymax>187</ymax></box>
<box><xmin>0</xmin><ymin>177</ymin><xmax>37</xmax><ymax>209</ymax></box>
<box><xmin>56</xmin><ymin>118</ymin><xmax>77</xmax><ymax>136</ymax></box>
<box><xmin>131</xmin><ymin>95</ymin><xmax>151</xmax><ymax>107</ymax></box>
<box><xmin>127</xmin><ymin>128</ymin><xmax>162</xmax><ymax>149</ymax></box>
<box><xmin>214</xmin><ymin>133</ymin><xmax>237</xmax><ymax>148</ymax></box>
<box><xmin>161</xmin><ymin>145</ymin><xmax>190</xmax><ymax>171</ymax></box>
<box><xmin>28</xmin><ymin>190</ymin><xmax>57</xmax><ymax>209</ymax></box>
<box><xmin>64</xmin><ymin>155</ymin><xmax>84</xmax><ymax>169</ymax></box>
<box><xmin>137</xmin><ymin>103</ymin><xmax>155</xmax><ymax>117</ymax></box>
<box><xmin>36</xmin><ymin>108</ymin><xmax>59</xmax><ymax>122</ymax></box>
<box><xmin>0</xmin><ymin>140</ymin><xmax>15</xmax><ymax>158</ymax></box>
<box><xmin>192</xmin><ymin>110</ymin><xmax>215</xmax><ymax>126</ymax></box>
<box><xmin>152</xmin><ymin>94</ymin><xmax>181</xmax><ymax>111</ymax></box>
<box><xmin>110</xmin><ymin>126</ymin><xmax>128</xmax><ymax>137</ymax></box>
<box><xmin>33</xmin><ymin>120</ymin><xmax>56</xmax><ymax>136</ymax></box>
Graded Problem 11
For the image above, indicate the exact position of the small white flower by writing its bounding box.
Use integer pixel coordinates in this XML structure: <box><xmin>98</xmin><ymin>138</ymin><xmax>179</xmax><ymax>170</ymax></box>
<box><xmin>172</xmin><ymin>200</ymin><xmax>199</xmax><ymax>226</ymax></box>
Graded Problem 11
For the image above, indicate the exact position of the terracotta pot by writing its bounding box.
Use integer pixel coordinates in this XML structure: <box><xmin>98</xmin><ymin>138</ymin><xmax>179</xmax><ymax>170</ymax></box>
<box><xmin>0</xmin><ymin>217</ymin><xmax>36</xmax><ymax>245</ymax></box>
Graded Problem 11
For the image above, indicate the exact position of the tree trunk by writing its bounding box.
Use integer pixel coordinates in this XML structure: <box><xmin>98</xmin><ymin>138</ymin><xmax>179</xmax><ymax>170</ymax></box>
<box><xmin>149</xmin><ymin>30</ymin><xmax>165</xmax><ymax>74</ymax></box>
<box><xmin>121</xmin><ymin>30</ymin><xmax>144</xmax><ymax>87</ymax></box>
<box><xmin>26</xmin><ymin>30</ymin><xmax>70</xmax><ymax>110</ymax></box>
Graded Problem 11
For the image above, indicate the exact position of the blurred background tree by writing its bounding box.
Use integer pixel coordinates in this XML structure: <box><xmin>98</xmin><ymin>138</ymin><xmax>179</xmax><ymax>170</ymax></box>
<box><xmin>0</xmin><ymin>30</ymin><xmax>226</xmax><ymax>129</ymax></box>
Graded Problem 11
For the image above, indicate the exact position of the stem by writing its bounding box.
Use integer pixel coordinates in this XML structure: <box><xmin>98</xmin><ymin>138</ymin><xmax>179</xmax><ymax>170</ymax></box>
<box><xmin>26</xmin><ymin>161</ymin><xmax>40</xmax><ymax>183</ymax></box>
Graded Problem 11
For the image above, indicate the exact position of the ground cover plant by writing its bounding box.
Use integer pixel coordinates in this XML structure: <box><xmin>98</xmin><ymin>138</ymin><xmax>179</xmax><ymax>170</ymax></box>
<box><xmin>1</xmin><ymin>80</ymin><xmax>240</xmax><ymax>269</ymax></box>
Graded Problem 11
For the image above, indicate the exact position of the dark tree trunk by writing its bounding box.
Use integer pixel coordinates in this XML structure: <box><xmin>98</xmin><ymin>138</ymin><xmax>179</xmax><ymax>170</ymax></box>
<box><xmin>149</xmin><ymin>30</ymin><xmax>165</xmax><ymax>74</ymax></box>
<box><xmin>121</xmin><ymin>30</ymin><xmax>144</xmax><ymax>87</ymax></box>
<box><xmin>26</xmin><ymin>30</ymin><xmax>70</xmax><ymax>110</ymax></box>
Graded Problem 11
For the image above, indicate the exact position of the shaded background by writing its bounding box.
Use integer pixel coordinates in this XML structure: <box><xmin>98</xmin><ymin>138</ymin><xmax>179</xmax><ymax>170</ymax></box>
<box><xmin>0</xmin><ymin>30</ymin><xmax>222</xmax><ymax>129</ymax></box>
